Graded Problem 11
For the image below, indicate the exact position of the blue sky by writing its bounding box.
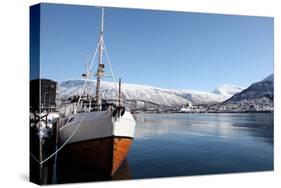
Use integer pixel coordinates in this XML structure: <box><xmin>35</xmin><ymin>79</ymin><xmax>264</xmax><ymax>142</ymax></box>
<box><xmin>39</xmin><ymin>3</ymin><xmax>273</xmax><ymax>91</ymax></box>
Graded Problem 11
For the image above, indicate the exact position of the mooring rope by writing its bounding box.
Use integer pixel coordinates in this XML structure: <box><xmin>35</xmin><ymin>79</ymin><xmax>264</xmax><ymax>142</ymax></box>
<box><xmin>30</xmin><ymin>116</ymin><xmax>85</xmax><ymax>165</ymax></box>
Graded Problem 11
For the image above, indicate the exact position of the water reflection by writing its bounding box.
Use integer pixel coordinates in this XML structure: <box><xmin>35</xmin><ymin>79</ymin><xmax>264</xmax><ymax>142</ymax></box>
<box><xmin>134</xmin><ymin>113</ymin><xmax>273</xmax><ymax>145</ymax></box>
<box><xmin>56</xmin><ymin>159</ymin><xmax>132</xmax><ymax>184</ymax></box>
<box><xmin>128</xmin><ymin>113</ymin><xmax>273</xmax><ymax>179</ymax></box>
<box><xmin>54</xmin><ymin>113</ymin><xmax>273</xmax><ymax>182</ymax></box>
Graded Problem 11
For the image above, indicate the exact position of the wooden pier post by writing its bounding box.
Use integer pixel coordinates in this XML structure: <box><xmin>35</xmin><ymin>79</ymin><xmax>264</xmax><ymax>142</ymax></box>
<box><xmin>39</xmin><ymin>138</ymin><xmax>43</xmax><ymax>184</ymax></box>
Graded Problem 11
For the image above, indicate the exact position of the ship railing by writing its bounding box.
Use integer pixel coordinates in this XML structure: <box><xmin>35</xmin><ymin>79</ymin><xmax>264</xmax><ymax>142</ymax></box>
<box><xmin>56</xmin><ymin>97</ymin><xmax>133</xmax><ymax>116</ymax></box>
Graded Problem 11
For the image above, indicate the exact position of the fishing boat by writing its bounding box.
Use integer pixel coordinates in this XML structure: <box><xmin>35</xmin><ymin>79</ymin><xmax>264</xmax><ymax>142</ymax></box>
<box><xmin>58</xmin><ymin>8</ymin><xmax>136</xmax><ymax>177</ymax></box>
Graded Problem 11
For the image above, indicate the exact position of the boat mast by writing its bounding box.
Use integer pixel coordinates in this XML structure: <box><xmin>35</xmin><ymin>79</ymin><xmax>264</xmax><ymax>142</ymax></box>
<box><xmin>95</xmin><ymin>8</ymin><xmax>105</xmax><ymax>110</ymax></box>
<box><xmin>119</xmin><ymin>78</ymin><xmax>121</xmax><ymax>107</ymax></box>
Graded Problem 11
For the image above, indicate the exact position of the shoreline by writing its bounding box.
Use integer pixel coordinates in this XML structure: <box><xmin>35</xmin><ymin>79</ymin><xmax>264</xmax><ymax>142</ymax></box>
<box><xmin>132</xmin><ymin>110</ymin><xmax>274</xmax><ymax>114</ymax></box>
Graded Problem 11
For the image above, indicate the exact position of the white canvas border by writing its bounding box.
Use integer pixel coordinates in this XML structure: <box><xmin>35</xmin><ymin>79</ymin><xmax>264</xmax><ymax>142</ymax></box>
<box><xmin>0</xmin><ymin>0</ymin><xmax>280</xmax><ymax>188</ymax></box>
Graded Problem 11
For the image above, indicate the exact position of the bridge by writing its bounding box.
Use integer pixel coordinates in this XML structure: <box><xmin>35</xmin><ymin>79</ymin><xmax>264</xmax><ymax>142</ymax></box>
<box><xmin>103</xmin><ymin>98</ymin><xmax>176</xmax><ymax>112</ymax></box>
<box><xmin>58</xmin><ymin>97</ymin><xmax>181</xmax><ymax>113</ymax></box>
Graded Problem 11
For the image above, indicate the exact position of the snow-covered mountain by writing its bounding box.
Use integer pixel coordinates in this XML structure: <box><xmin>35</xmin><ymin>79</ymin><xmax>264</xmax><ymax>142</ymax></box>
<box><xmin>262</xmin><ymin>74</ymin><xmax>273</xmax><ymax>82</ymax></box>
<box><xmin>56</xmin><ymin>74</ymin><xmax>273</xmax><ymax>112</ymax></box>
<box><xmin>213</xmin><ymin>74</ymin><xmax>275</xmax><ymax>112</ymax></box>
<box><xmin>212</xmin><ymin>84</ymin><xmax>245</xmax><ymax>99</ymax></box>
<box><xmin>224</xmin><ymin>74</ymin><xmax>274</xmax><ymax>103</ymax></box>
<box><xmin>58</xmin><ymin>80</ymin><xmax>245</xmax><ymax>106</ymax></box>
<box><xmin>172</xmin><ymin>84</ymin><xmax>244</xmax><ymax>104</ymax></box>
<box><xmin>58</xmin><ymin>80</ymin><xmax>190</xmax><ymax>107</ymax></box>
<box><xmin>172</xmin><ymin>89</ymin><xmax>226</xmax><ymax>104</ymax></box>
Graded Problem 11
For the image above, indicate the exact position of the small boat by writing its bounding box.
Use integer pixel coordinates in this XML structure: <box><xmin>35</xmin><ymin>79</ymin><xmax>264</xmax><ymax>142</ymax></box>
<box><xmin>58</xmin><ymin>8</ymin><xmax>136</xmax><ymax>177</ymax></box>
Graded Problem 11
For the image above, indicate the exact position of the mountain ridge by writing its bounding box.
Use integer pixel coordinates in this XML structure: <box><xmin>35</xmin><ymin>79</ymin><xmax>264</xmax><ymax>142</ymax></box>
<box><xmin>58</xmin><ymin>80</ymin><xmax>191</xmax><ymax>107</ymax></box>
<box><xmin>225</xmin><ymin>74</ymin><xmax>274</xmax><ymax>103</ymax></box>
<box><xmin>172</xmin><ymin>84</ymin><xmax>244</xmax><ymax>104</ymax></box>
<box><xmin>58</xmin><ymin>79</ymin><xmax>245</xmax><ymax>105</ymax></box>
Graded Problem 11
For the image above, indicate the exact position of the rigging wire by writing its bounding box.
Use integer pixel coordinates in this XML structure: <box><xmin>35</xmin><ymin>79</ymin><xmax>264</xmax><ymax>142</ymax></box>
<box><xmin>103</xmin><ymin>42</ymin><xmax>120</xmax><ymax>98</ymax></box>
<box><xmin>75</xmin><ymin>39</ymin><xmax>101</xmax><ymax>112</ymax></box>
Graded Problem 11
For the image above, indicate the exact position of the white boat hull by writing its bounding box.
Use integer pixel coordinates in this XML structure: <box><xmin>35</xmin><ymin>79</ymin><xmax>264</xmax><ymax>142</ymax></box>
<box><xmin>59</xmin><ymin>110</ymin><xmax>136</xmax><ymax>145</ymax></box>
<box><xmin>57</xmin><ymin>109</ymin><xmax>136</xmax><ymax>176</ymax></box>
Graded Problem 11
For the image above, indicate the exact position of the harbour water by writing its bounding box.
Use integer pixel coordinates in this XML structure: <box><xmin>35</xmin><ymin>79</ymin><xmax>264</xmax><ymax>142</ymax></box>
<box><xmin>55</xmin><ymin>112</ymin><xmax>273</xmax><ymax>183</ymax></box>
<box><xmin>128</xmin><ymin>113</ymin><xmax>273</xmax><ymax>179</ymax></box>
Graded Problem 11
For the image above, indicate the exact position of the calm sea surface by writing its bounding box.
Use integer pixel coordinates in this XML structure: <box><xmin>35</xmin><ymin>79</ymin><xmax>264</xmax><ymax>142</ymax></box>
<box><xmin>55</xmin><ymin>112</ymin><xmax>273</xmax><ymax>183</ymax></box>
<box><xmin>127</xmin><ymin>113</ymin><xmax>273</xmax><ymax>179</ymax></box>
